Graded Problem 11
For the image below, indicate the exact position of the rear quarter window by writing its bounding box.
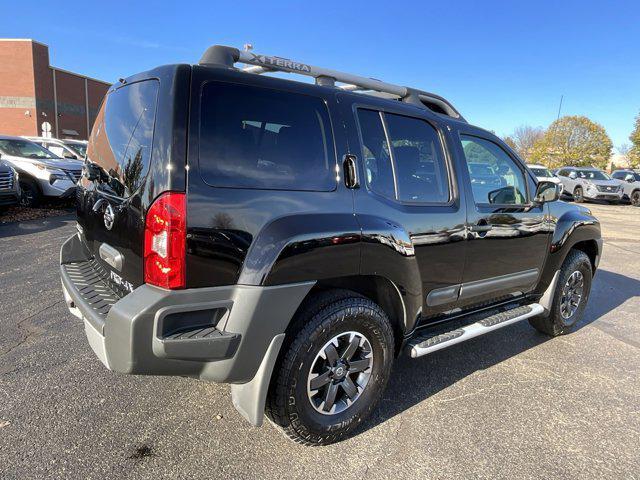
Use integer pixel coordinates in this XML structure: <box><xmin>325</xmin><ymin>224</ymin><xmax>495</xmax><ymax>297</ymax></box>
<box><xmin>198</xmin><ymin>82</ymin><xmax>336</xmax><ymax>191</ymax></box>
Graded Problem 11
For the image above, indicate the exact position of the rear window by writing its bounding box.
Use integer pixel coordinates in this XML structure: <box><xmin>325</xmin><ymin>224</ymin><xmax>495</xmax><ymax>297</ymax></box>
<box><xmin>199</xmin><ymin>82</ymin><xmax>335</xmax><ymax>191</ymax></box>
<box><xmin>87</xmin><ymin>79</ymin><xmax>159</xmax><ymax>197</ymax></box>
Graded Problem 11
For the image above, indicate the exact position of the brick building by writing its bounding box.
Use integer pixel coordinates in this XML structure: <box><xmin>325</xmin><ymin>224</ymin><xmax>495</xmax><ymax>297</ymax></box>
<box><xmin>0</xmin><ymin>39</ymin><xmax>110</xmax><ymax>140</ymax></box>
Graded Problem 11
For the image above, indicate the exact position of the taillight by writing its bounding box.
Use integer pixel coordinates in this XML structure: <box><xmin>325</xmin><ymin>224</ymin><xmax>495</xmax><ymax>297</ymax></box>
<box><xmin>144</xmin><ymin>192</ymin><xmax>186</xmax><ymax>289</ymax></box>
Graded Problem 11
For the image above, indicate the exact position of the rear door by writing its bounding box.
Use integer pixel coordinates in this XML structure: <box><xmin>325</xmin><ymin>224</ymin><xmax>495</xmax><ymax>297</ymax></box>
<box><xmin>454</xmin><ymin>129</ymin><xmax>549</xmax><ymax>307</ymax></box>
<box><xmin>77</xmin><ymin>78</ymin><xmax>161</xmax><ymax>295</ymax></box>
<box><xmin>340</xmin><ymin>96</ymin><xmax>468</xmax><ymax>326</ymax></box>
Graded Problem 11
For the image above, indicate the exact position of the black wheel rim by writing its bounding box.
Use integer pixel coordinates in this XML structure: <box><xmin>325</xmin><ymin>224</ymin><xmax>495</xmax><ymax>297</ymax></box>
<box><xmin>574</xmin><ymin>188</ymin><xmax>583</xmax><ymax>202</ymax></box>
<box><xmin>560</xmin><ymin>271</ymin><xmax>584</xmax><ymax>321</ymax></box>
<box><xmin>307</xmin><ymin>331</ymin><xmax>373</xmax><ymax>415</ymax></box>
<box><xmin>19</xmin><ymin>187</ymin><xmax>34</xmax><ymax>207</ymax></box>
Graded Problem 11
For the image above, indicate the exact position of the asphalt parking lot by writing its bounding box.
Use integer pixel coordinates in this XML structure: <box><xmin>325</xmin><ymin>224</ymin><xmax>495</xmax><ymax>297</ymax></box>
<box><xmin>1</xmin><ymin>203</ymin><xmax>639</xmax><ymax>480</ymax></box>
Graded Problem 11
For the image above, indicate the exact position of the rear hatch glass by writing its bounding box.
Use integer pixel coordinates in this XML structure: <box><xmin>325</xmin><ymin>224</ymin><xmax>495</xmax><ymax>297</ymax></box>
<box><xmin>87</xmin><ymin>79</ymin><xmax>159</xmax><ymax>198</ymax></box>
<box><xmin>78</xmin><ymin>79</ymin><xmax>159</xmax><ymax>295</ymax></box>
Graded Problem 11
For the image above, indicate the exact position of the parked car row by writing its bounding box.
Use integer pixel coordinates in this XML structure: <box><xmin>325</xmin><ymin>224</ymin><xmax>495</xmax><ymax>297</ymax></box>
<box><xmin>528</xmin><ymin>164</ymin><xmax>640</xmax><ymax>207</ymax></box>
<box><xmin>0</xmin><ymin>135</ymin><xmax>87</xmax><ymax>208</ymax></box>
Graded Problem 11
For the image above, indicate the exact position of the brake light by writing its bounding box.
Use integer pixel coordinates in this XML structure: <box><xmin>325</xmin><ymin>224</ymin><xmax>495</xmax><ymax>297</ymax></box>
<box><xmin>144</xmin><ymin>192</ymin><xmax>186</xmax><ymax>289</ymax></box>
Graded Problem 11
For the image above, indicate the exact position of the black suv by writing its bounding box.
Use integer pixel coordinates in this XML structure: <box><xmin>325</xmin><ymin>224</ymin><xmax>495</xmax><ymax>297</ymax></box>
<box><xmin>60</xmin><ymin>46</ymin><xmax>602</xmax><ymax>446</ymax></box>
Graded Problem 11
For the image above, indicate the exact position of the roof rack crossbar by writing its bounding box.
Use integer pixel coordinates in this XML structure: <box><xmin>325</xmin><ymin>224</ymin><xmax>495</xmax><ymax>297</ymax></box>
<box><xmin>199</xmin><ymin>45</ymin><xmax>462</xmax><ymax>119</ymax></box>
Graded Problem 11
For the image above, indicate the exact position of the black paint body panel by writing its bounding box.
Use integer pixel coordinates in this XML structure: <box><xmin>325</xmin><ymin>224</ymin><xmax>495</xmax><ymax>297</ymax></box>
<box><xmin>76</xmin><ymin>62</ymin><xmax>602</xmax><ymax>340</ymax></box>
<box><xmin>76</xmin><ymin>64</ymin><xmax>190</xmax><ymax>293</ymax></box>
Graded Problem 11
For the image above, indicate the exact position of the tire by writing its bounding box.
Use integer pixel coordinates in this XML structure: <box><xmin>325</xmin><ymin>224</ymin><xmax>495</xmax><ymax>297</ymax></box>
<box><xmin>631</xmin><ymin>190</ymin><xmax>640</xmax><ymax>207</ymax></box>
<box><xmin>529</xmin><ymin>250</ymin><xmax>592</xmax><ymax>336</ymax></box>
<box><xmin>265</xmin><ymin>290</ymin><xmax>395</xmax><ymax>446</ymax></box>
<box><xmin>19</xmin><ymin>179</ymin><xmax>41</xmax><ymax>207</ymax></box>
<box><xmin>573</xmin><ymin>186</ymin><xmax>584</xmax><ymax>203</ymax></box>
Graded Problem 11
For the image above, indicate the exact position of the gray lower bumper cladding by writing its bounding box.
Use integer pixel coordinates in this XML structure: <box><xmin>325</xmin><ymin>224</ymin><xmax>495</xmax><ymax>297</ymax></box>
<box><xmin>60</xmin><ymin>234</ymin><xmax>314</xmax><ymax>425</ymax></box>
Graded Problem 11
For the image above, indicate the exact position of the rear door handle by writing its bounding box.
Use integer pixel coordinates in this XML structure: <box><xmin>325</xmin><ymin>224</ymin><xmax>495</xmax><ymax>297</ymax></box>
<box><xmin>343</xmin><ymin>154</ymin><xmax>359</xmax><ymax>189</ymax></box>
<box><xmin>469</xmin><ymin>224</ymin><xmax>492</xmax><ymax>233</ymax></box>
<box><xmin>468</xmin><ymin>220</ymin><xmax>492</xmax><ymax>238</ymax></box>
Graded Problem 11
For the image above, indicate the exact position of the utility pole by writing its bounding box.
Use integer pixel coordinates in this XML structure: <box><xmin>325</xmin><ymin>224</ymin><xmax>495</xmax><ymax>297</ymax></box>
<box><xmin>556</xmin><ymin>95</ymin><xmax>564</xmax><ymax>121</ymax></box>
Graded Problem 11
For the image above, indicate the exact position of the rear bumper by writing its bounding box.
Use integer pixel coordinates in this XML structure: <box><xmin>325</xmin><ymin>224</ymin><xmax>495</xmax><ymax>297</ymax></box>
<box><xmin>60</xmin><ymin>233</ymin><xmax>313</xmax><ymax>383</ymax></box>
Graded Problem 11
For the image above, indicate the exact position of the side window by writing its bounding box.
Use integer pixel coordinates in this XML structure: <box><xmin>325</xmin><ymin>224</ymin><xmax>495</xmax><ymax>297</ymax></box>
<box><xmin>612</xmin><ymin>172</ymin><xmax>623</xmax><ymax>180</ymax></box>
<box><xmin>356</xmin><ymin>108</ymin><xmax>450</xmax><ymax>203</ymax></box>
<box><xmin>356</xmin><ymin>109</ymin><xmax>394</xmax><ymax>199</ymax></box>
<box><xmin>48</xmin><ymin>145</ymin><xmax>65</xmax><ymax>157</ymax></box>
<box><xmin>460</xmin><ymin>135</ymin><xmax>528</xmax><ymax>205</ymax></box>
<box><xmin>199</xmin><ymin>82</ymin><xmax>335</xmax><ymax>191</ymax></box>
<box><xmin>385</xmin><ymin>113</ymin><xmax>450</xmax><ymax>203</ymax></box>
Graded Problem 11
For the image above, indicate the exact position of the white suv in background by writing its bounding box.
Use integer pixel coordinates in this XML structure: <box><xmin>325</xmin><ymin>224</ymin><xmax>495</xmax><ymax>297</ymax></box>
<box><xmin>0</xmin><ymin>135</ymin><xmax>83</xmax><ymax>207</ymax></box>
<box><xmin>527</xmin><ymin>164</ymin><xmax>563</xmax><ymax>195</ymax></box>
<box><xmin>556</xmin><ymin>167</ymin><xmax>623</xmax><ymax>204</ymax></box>
<box><xmin>611</xmin><ymin>169</ymin><xmax>640</xmax><ymax>206</ymax></box>
<box><xmin>24</xmin><ymin>137</ymin><xmax>87</xmax><ymax>160</ymax></box>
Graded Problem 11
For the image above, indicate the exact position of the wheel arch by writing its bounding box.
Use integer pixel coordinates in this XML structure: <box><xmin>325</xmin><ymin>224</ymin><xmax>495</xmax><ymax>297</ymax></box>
<box><xmin>534</xmin><ymin>203</ymin><xmax>602</xmax><ymax>296</ymax></box>
<box><xmin>292</xmin><ymin>275</ymin><xmax>410</xmax><ymax>353</ymax></box>
<box><xmin>571</xmin><ymin>239</ymin><xmax>599</xmax><ymax>273</ymax></box>
<box><xmin>17</xmin><ymin>171</ymin><xmax>41</xmax><ymax>190</ymax></box>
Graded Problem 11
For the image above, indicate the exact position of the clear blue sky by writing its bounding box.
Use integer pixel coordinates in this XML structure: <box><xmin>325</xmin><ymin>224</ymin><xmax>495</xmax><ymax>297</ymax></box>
<box><xmin>4</xmin><ymin>0</ymin><xmax>639</xmax><ymax>148</ymax></box>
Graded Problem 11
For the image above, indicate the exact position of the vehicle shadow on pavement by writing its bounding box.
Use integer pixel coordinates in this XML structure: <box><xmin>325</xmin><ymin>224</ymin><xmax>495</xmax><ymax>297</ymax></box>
<box><xmin>0</xmin><ymin>214</ymin><xmax>74</xmax><ymax>238</ymax></box>
<box><xmin>578</xmin><ymin>269</ymin><xmax>640</xmax><ymax>328</ymax></box>
<box><xmin>357</xmin><ymin>268</ymin><xmax>638</xmax><ymax>434</ymax></box>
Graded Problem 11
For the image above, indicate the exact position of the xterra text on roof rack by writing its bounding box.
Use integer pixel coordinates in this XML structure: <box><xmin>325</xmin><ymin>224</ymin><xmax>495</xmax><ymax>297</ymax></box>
<box><xmin>60</xmin><ymin>45</ymin><xmax>602</xmax><ymax>445</ymax></box>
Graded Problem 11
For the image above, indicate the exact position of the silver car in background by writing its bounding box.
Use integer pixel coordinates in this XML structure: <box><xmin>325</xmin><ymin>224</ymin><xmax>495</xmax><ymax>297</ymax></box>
<box><xmin>0</xmin><ymin>135</ymin><xmax>83</xmax><ymax>207</ymax></box>
<box><xmin>611</xmin><ymin>169</ymin><xmax>640</xmax><ymax>206</ymax></box>
<box><xmin>527</xmin><ymin>164</ymin><xmax>564</xmax><ymax>195</ymax></box>
<box><xmin>0</xmin><ymin>159</ymin><xmax>20</xmax><ymax>209</ymax></box>
<box><xmin>556</xmin><ymin>167</ymin><xmax>623</xmax><ymax>204</ymax></box>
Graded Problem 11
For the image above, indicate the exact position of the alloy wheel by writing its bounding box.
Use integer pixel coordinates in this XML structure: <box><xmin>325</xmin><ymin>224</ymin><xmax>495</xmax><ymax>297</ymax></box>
<box><xmin>19</xmin><ymin>186</ymin><xmax>35</xmax><ymax>207</ymax></box>
<box><xmin>307</xmin><ymin>331</ymin><xmax>373</xmax><ymax>415</ymax></box>
<box><xmin>632</xmin><ymin>191</ymin><xmax>640</xmax><ymax>207</ymax></box>
<box><xmin>574</xmin><ymin>187</ymin><xmax>583</xmax><ymax>202</ymax></box>
<box><xmin>560</xmin><ymin>270</ymin><xmax>584</xmax><ymax>321</ymax></box>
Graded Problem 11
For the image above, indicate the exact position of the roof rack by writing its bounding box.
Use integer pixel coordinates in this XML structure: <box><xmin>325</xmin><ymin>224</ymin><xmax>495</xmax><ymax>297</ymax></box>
<box><xmin>199</xmin><ymin>45</ymin><xmax>464</xmax><ymax>121</ymax></box>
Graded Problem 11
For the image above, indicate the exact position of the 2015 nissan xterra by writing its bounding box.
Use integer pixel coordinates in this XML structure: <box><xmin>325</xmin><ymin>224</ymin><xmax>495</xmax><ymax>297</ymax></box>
<box><xmin>60</xmin><ymin>45</ymin><xmax>602</xmax><ymax>446</ymax></box>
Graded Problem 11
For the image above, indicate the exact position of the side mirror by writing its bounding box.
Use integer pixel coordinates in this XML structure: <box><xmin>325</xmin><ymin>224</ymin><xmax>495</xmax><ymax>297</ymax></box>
<box><xmin>84</xmin><ymin>161</ymin><xmax>102</xmax><ymax>181</ymax></box>
<box><xmin>63</xmin><ymin>152</ymin><xmax>78</xmax><ymax>160</ymax></box>
<box><xmin>625</xmin><ymin>174</ymin><xmax>635</xmax><ymax>183</ymax></box>
<box><xmin>535</xmin><ymin>181</ymin><xmax>560</xmax><ymax>203</ymax></box>
<box><xmin>568</xmin><ymin>172</ymin><xmax>577</xmax><ymax>179</ymax></box>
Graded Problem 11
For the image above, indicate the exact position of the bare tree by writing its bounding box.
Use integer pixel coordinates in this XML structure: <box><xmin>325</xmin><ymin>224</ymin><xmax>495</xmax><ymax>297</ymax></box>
<box><xmin>617</xmin><ymin>143</ymin><xmax>631</xmax><ymax>156</ymax></box>
<box><xmin>507</xmin><ymin>125</ymin><xmax>545</xmax><ymax>160</ymax></box>
<box><xmin>616</xmin><ymin>143</ymin><xmax>632</xmax><ymax>168</ymax></box>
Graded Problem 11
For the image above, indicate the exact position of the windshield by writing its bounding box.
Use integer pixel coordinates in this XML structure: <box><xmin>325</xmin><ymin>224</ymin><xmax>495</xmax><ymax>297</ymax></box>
<box><xmin>530</xmin><ymin>167</ymin><xmax>553</xmax><ymax>177</ymax></box>
<box><xmin>66</xmin><ymin>142</ymin><xmax>87</xmax><ymax>158</ymax></box>
<box><xmin>0</xmin><ymin>139</ymin><xmax>57</xmax><ymax>159</ymax></box>
<box><xmin>577</xmin><ymin>170</ymin><xmax>610</xmax><ymax>180</ymax></box>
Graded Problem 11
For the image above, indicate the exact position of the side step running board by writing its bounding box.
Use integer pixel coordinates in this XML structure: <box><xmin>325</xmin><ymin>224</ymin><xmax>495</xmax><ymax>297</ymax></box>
<box><xmin>408</xmin><ymin>303</ymin><xmax>544</xmax><ymax>358</ymax></box>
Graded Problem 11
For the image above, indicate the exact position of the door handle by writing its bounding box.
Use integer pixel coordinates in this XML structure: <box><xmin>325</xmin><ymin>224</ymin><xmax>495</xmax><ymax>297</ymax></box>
<box><xmin>468</xmin><ymin>220</ymin><xmax>492</xmax><ymax>238</ymax></box>
<box><xmin>343</xmin><ymin>154</ymin><xmax>359</xmax><ymax>189</ymax></box>
<box><xmin>469</xmin><ymin>224</ymin><xmax>492</xmax><ymax>233</ymax></box>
